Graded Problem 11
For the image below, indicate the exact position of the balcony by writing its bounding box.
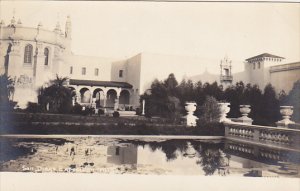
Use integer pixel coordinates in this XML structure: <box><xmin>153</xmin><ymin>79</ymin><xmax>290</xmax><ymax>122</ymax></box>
<box><xmin>220</xmin><ymin>75</ymin><xmax>233</xmax><ymax>81</ymax></box>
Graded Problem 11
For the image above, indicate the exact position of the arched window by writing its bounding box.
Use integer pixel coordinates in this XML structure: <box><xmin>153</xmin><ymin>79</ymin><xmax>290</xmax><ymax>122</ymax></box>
<box><xmin>44</xmin><ymin>48</ymin><xmax>49</xmax><ymax>66</ymax></box>
<box><xmin>24</xmin><ymin>44</ymin><xmax>33</xmax><ymax>64</ymax></box>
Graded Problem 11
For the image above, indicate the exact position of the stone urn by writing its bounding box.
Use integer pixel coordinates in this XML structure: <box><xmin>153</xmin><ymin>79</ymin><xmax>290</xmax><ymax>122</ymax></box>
<box><xmin>237</xmin><ymin>105</ymin><xmax>253</xmax><ymax>124</ymax></box>
<box><xmin>240</xmin><ymin>105</ymin><xmax>251</xmax><ymax>117</ymax></box>
<box><xmin>276</xmin><ymin>106</ymin><xmax>295</xmax><ymax>127</ymax></box>
<box><xmin>184</xmin><ymin>142</ymin><xmax>196</xmax><ymax>158</ymax></box>
<box><xmin>185</xmin><ymin>102</ymin><xmax>198</xmax><ymax>127</ymax></box>
<box><xmin>218</xmin><ymin>102</ymin><xmax>231</xmax><ymax>123</ymax></box>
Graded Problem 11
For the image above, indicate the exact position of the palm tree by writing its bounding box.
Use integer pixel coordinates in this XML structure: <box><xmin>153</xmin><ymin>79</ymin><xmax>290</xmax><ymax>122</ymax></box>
<box><xmin>38</xmin><ymin>75</ymin><xmax>73</xmax><ymax>113</ymax></box>
<box><xmin>50</xmin><ymin>74</ymin><xmax>69</xmax><ymax>87</ymax></box>
<box><xmin>0</xmin><ymin>74</ymin><xmax>15</xmax><ymax>110</ymax></box>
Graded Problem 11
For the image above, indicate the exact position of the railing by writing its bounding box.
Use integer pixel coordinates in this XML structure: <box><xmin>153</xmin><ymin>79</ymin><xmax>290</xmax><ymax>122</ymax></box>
<box><xmin>220</xmin><ymin>75</ymin><xmax>233</xmax><ymax>81</ymax></box>
<box><xmin>224</xmin><ymin>122</ymin><xmax>300</xmax><ymax>150</ymax></box>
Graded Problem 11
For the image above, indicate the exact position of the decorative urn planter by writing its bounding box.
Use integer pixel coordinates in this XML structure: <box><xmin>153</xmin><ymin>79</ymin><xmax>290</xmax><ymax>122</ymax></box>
<box><xmin>240</xmin><ymin>105</ymin><xmax>251</xmax><ymax>117</ymax></box>
<box><xmin>184</xmin><ymin>142</ymin><xmax>196</xmax><ymax>158</ymax></box>
<box><xmin>276</xmin><ymin>106</ymin><xmax>295</xmax><ymax>127</ymax></box>
<box><xmin>218</xmin><ymin>102</ymin><xmax>231</xmax><ymax>123</ymax></box>
<box><xmin>185</xmin><ymin>102</ymin><xmax>198</xmax><ymax>127</ymax></box>
<box><xmin>237</xmin><ymin>105</ymin><xmax>253</xmax><ymax>124</ymax></box>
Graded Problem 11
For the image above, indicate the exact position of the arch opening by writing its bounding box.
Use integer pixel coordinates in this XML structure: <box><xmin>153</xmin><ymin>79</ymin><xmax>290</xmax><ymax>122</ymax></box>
<box><xmin>80</xmin><ymin>88</ymin><xmax>91</xmax><ymax>103</ymax></box>
<box><xmin>93</xmin><ymin>88</ymin><xmax>105</xmax><ymax>108</ymax></box>
<box><xmin>106</xmin><ymin>89</ymin><xmax>117</xmax><ymax>108</ymax></box>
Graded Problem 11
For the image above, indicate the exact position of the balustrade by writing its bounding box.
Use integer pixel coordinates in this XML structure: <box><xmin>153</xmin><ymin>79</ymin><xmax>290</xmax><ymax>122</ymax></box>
<box><xmin>228</xmin><ymin>127</ymin><xmax>254</xmax><ymax>140</ymax></box>
<box><xmin>227</xmin><ymin>143</ymin><xmax>254</xmax><ymax>154</ymax></box>
<box><xmin>225</xmin><ymin>123</ymin><xmax>300</xmax><ymax>150</ymax></box>
<box><xmin>259</xmin><ymin>131</ymin><xmax>292</xmax><ymax>145</ymax></box>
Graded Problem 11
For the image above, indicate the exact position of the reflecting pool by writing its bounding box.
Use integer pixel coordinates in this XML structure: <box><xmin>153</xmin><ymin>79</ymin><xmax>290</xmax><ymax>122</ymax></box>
<box><xmin>0</xmin><ymin>136</ymin><xmax>299</xmax><ymax>177</ymax></box>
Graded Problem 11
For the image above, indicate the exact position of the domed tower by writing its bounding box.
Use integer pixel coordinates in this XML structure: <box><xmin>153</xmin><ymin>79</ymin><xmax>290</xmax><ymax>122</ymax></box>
<box><xmin>0</xmin><ymin>13</ymin><xmax>70</xmax><ymax>108</ymax></box>
<box><xmin>220</xmin><ymin>56</ymin><xmax>233</xmax><ymax>88</ymax></box>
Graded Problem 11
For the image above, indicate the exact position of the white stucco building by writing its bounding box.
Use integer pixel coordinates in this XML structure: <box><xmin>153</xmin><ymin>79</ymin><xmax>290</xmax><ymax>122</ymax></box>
<box><xmin>192</xmin><ymin>54</ymin><xmax>300</xmax><ymax>94</ymax></box>
<box><xmin>1</xmin><ymin>16</ymin><xmax>299</xmax><ymax>110</ymax></box>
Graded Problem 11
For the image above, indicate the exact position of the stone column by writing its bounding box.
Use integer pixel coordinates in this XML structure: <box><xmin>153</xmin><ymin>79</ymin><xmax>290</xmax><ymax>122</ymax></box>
<box><xmin>114</xmin><ymin>96</ymin><xmax>119</xmax><ymax>111</ymax></box>
<box><xmin>142</xmin><ymin>99</ymin><xmax>145</xmax><ymax>115</ymax></box>
<box><xmin>35</xmin><ymin>42</ymin><xmax>45</xmax><ymax>87</ymax></box>
<box><xmin>7</xmin><ymin>41</ymin><xmax>21</xmax><ymax>78</ymax></box>
<box><xmin>114</xmin><ymin>89</ymin><xmax>121</xmax><ymax>111</ymax></box>
<box><xmin>103</xmin><ymin>94</ymin><xmax>107</xmax><ymax>113</ymax></box>
<box><xmin>76</xmin><ymin>91</ymin><xmax>81</xmax><ymax>104</ymax></box>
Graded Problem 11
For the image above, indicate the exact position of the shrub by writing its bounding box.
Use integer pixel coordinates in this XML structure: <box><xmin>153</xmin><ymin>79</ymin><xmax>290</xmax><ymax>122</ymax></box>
<box><xmin>135</xmin><ymin>108</ymin><xmax>142</xmax><ymax>115</ymax></box>
<box><xmin>98</xmin><ymin>109</ymin><xmax>105</xmax><ymax>115</ymax></box>
<box><xmin>197</xmin><ymin>96</ymin><xmax>221</xmax><ymax>123</ymax></box>
<box><xmin>82</xmin><ymin>106</ymin><xmax>95</xmax><ymax>116</ymax></box>
<box><xmin>72</xmin><ymin>103</ymin><xmax>83</xmax><ymax>115</ymax></box>
<box><xmin>113</xmin><ymin>111</ymin><xmax>120</xmax><ymax>118</ymax></box>
<box><xmin>26</xmin><ymin>102</ymin><xmax>40</xmax><ymax>113</ymax></box>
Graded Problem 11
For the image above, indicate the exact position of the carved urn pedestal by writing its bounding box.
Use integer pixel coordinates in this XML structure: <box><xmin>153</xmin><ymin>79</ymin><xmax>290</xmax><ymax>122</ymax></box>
<box><xmin>218</xmin><ymin>102</ymin><xmax>231</xmax><ymax>123</ymax></box>
<box><xmin>185</xmin><ymin>102</ymin><xmax>198</xmax><ymax>127</ymax></box>
<box><xmin>236</xmin><ymin>105</ymin><xmax>253</xmax><ymax>125</ymax></box>
<box><xmin>276</xmin><ymin>106</ymin><xmax>295</xmax><ymax>128</ymax></box>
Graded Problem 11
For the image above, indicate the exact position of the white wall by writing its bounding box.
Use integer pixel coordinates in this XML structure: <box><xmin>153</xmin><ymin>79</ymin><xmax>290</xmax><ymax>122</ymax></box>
<box><xmin>65</xmin><ymin>55</ymin><xmax>113</xmax><ymax>81</ymax></box>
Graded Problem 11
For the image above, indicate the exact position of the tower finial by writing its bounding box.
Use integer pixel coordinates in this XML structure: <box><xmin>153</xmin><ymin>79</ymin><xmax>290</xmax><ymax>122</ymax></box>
<box><xmin>65</xmin><ymin>15</ymin><xmax>72</xmax><ymax>38</ymax></box>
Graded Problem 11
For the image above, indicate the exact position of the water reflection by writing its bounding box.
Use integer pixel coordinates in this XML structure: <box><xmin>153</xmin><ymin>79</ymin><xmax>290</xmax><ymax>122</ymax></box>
<box><xmin>107</xmin><ymin>145</ymin><xmax>137</xmax><ymax>165</ymax></box>
<box><xmin>0</xmin><ymin>137</ymin><xmax>299</xmax><ymax>177</ymax></box>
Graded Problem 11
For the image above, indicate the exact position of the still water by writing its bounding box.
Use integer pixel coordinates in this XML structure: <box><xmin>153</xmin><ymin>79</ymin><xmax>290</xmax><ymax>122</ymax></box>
<box><xmin>0</xmin><ymin>136</ymin><xmax>300</xmax><ymax>177</ymax></box>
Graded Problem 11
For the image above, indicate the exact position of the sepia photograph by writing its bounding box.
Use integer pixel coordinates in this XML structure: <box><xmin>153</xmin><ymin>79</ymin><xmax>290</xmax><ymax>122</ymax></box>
<box><xmin>0</xmin><ymin>0</ymin><xmax>300</xmax><ymax>190</ymax></box>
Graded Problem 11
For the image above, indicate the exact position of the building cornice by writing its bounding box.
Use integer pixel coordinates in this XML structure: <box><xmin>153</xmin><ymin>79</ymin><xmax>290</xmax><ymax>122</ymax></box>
<box><xmin>269</xmin><ymin>62</ymin><xmax>300</xmax><ymax>73</ymax></box>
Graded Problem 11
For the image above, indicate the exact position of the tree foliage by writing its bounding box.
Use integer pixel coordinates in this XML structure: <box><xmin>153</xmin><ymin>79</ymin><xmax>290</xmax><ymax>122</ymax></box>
<box><xmin>141</xmin><ymin>73</ymin><xmax>288</xmax><ymax>126</ymax></box>
<box><xmin>37</xmin><ymin>75</ymin><xmax>74</xmax><ymax>113</ymax></box>
<box><xmin>0</xmin><ymin>74</ymin><xmax>15</xmax><ymax>111</ymax></box>
<box><xmin>281</xmin><ymin>80</ymin><xmax>300</xmax><ymax>123</ymax></box>
<box><xmin>197</xmin><ymin>96</ymin><xmax>221</xmax><ymax>123</ymax></box>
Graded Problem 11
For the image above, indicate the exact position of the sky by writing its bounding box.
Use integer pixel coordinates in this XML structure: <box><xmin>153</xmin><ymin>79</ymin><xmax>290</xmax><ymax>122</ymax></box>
<box><xmin>1</xmin><ymin>1</ymin><xmax>299</xmax><ymax>76</ymax></box>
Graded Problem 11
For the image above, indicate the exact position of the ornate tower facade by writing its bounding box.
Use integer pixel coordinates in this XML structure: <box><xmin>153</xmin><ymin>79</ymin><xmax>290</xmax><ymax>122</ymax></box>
<box><xmin>0</xmin><ymin>15</ymin><xmax>71</xmax><ymax>108</ymax></box>
<box><xmin>220</xmin><ymin>56</ymin><xmax>233</xmax><ymax>88</ymax></box>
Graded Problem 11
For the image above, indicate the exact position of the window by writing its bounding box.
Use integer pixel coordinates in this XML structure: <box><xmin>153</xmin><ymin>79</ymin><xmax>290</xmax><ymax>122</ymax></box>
<box><xmin>119</xmin><ymin>70</ymin><xmax>123</xmax><ymax>78</ymax></box>
<box><xmin>70</xmin><ymin>66</ymin><xmax>73</xmax><ymax>74</ymax></box>
<box><xmin>253</xmin><ymin>63</ymin><xmax>256</xmax><ymax>70</ymax></box>
<box><xmin>95</xmin><ymin>68</ymin><xmax>99</xmax><ymax>76</ymax></box>
<box><xmin>258</xmin><ymin>62</ymin><xmax>261</xmax><ymax>69</ymax></box>
<box><xmin>44</xmin><ymin>48</ymin><xmax>49</xmax><ymax>66</ymax></box>
<box><xmin>82</xmin><ymin>67</ymin><xmax>86</xmax><ymax>75</ymax></box>
<box><xmin>224</xmin><ymin>68</ymin><xmax>229</xmax><ymax>76</ymax></box>
<box><xmin>24</xmin><ymin>44</ymin><xmax>33</xmax><ymax>64</ymax></box>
